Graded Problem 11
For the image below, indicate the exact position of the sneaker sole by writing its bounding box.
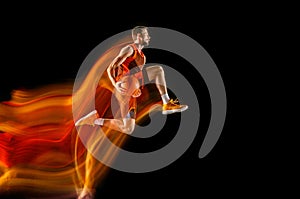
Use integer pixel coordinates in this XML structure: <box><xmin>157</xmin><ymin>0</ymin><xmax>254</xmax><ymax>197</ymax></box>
<box><xmin>75</xmin><ymin>110</ymin><xmax>98</xmax><ymax>126</ymax></box>
<box><xmin>162</xmin><ymin>106</ymin><xmax>188</xmax><ymax>115</ymax></box>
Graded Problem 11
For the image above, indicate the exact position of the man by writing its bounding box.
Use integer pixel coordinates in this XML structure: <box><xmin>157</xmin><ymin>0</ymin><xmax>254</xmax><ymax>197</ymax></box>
<box><xmin>109</xmin><ymin>25</ymin><xmax>188</xmax><ymax>115</ymax></box>
<box><xmin>75</xmin><ymin>26</ymin><xmax>189</xmax><ymax>199</ymax></box>
<box><xmin>76</xmin><ymin>26</ymin><xmax>188</xmax><ymax>130</ymax></box>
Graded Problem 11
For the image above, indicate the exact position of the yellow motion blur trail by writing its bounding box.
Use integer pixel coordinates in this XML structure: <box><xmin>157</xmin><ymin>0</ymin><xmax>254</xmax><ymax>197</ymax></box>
<box><xmin>0</xmin><ymin>39</ymin><xmax>130</xmax><ymax>198</ymax></box>
<box><xmin>0</xmin><ymin>36</ymin><xmax>162</xmax><ymax>198</ymax></box>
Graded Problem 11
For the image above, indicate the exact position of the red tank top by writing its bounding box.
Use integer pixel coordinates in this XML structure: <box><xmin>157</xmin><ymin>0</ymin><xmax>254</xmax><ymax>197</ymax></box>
<box><xmin>115</xmin><ymin>44</ymin><xmax>146</xmax><ymax>83</ymax></box>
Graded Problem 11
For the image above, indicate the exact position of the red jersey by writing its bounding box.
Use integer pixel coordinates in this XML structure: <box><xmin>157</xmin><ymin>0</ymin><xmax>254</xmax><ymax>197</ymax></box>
<box><xmin>114</xmin><ymin>44</ymin><xmax>146</xmax><ymax>84</ymax></box>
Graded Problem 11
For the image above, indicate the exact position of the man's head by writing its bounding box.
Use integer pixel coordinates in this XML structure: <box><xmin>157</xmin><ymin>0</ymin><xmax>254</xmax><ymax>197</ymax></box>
<box><xmin>132</xmin><ymin>26</ymin><xmax>151</xmax><ymax>46</ymax></box>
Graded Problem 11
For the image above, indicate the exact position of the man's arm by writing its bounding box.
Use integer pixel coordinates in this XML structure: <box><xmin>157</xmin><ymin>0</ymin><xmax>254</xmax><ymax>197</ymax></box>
<box><xmin>107</xmin><ymin>45</ymin><xmax>133</xmax><ymax>93</ymax></box>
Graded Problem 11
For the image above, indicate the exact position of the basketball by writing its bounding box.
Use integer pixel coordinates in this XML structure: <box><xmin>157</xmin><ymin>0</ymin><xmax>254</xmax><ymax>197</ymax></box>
<box><xmin>119</xmin><ymin>75</ymin><xmax>140</xmax><ymax>97</ymax></box>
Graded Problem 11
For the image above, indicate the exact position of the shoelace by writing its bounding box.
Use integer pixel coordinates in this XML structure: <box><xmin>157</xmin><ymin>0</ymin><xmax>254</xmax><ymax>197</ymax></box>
<box><xmin>169</xmin><ymin>98</ymin><xmax>179</xmax><ymax>105</ymax></box>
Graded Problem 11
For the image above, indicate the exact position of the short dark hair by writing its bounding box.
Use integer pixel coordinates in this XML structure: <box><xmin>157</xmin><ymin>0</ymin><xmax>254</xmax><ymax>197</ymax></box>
<box><xmin>132</xmin><ymin>26</ymin><xmax>148</xmax><ymax>40</ymax></box>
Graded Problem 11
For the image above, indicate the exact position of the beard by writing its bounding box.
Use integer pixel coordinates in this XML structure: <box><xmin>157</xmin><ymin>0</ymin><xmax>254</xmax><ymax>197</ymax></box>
<box><xmin>143</xmin><ymin>40</ymin><xmax>150</xmax><ymax>46</ymax></box>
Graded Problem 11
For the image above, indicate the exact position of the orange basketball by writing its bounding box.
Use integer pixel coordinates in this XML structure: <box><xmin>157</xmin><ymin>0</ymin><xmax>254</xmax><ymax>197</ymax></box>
<box><xmin>120</xmin><ymin>75</ymin><xmax>140</xmax><ymax>96</ymax></box>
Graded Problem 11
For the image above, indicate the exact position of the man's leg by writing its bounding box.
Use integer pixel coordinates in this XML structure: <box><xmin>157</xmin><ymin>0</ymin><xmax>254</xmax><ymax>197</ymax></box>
<box><xmin>145</xmin><ymin>65</ymin><xmax>188</xmax><ymax>114</ymax></box>
<box><xmin>75</xmin><ymin>110</ymin><xmax>136</xmax><ymax>135</ymax></box>
<box><xmin>75</xmin><ymin>110</ymin><xmax>99</xmax><ymax>127</ymax></box>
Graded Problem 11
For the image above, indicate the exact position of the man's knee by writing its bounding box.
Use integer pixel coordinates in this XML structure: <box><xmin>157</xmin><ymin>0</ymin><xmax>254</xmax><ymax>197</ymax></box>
<box><xmin>146</xmin><ymin>65</ymin><xmax>164</xmax><ymax>78</ymax></box>
<box><xmin>123</xmin><ymin>125</ymin><xmax>135</xmax><ymax>135</ymax></box>
<box><xmin>122</xmin><ymin>119</ymin><xmax>135</xmax><ymax>135</ymax></box>
<box><xmin>152</xmin><ymin>65</ymin><xmax>164</xmax><ymax>73</ymax></box>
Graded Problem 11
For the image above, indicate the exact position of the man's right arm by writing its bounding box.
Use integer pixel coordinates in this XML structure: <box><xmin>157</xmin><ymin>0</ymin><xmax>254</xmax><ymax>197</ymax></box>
<box><xmin>107</xmin><ymin>45</ymin><xmax>133</xmax><ymax>89</ymax></box>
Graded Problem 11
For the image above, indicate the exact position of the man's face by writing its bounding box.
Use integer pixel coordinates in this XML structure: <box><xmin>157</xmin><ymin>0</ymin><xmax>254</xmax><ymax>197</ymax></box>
<box><xmin>141</xmin><ymin>29</ymin><xmax>151</xmax><ymax>46</ymax></box>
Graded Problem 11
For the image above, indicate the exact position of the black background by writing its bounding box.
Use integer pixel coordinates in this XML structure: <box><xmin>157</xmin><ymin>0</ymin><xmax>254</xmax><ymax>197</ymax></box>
<box><xmin>0</xmin><ymin>4</ymin><xmax>281</xmax><ymax>199</ymax></box>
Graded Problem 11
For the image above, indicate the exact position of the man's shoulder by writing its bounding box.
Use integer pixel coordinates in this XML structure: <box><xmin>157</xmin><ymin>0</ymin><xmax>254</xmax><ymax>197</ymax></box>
<box><xmin>124</xmin><ymin>43</ymin><xmax>135</xmax><ymax>50</ymax></box>
<box><xmin>120</xmin><ymin>44</ymin><xmax>135</xmax><ymax>54</ymax></box>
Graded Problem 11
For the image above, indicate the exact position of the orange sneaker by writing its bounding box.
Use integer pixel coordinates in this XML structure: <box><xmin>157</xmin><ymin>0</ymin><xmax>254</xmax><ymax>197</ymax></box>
<box><xmin>75</xmin><ymin>110</ymin><xmax>99</xmax><ymax>127</ymax></box>
<box><xmin>162</xmin><ymin>99</ymin><xmax>188</xmax><ymax>115</ymax></box>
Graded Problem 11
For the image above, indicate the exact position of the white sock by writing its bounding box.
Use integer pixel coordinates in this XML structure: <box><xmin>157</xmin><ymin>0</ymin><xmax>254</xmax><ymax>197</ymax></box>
<box><xmin>94</xmin><ymin>118</ymin><xmax>104</xmax><ymax>126</ymax></box>
<box><xmin>161</xmin><ymin>93</ymin><xmax>170</xmax><ymax>104</ymax></box>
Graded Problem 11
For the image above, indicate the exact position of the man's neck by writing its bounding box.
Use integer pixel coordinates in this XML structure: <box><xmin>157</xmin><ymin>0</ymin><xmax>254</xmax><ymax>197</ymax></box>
<box><xmin>134</xmin><ymin>42</ymin><xmax>144</xmax><ymax>51</ymax></box>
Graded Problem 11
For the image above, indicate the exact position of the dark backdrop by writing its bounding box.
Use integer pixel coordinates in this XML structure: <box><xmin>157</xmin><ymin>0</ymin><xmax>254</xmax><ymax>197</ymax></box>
<box><xmin>0</xmin><ymin>6</ymin><xmax>258</xmax><ymax>199</ymax></box>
